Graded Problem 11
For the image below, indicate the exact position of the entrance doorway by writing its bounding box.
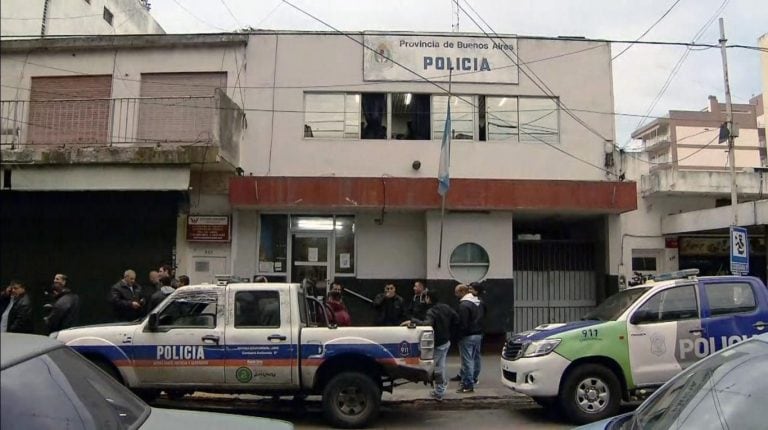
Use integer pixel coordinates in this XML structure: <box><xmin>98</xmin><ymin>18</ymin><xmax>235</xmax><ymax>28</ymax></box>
<box><xmin>291</xmin><ymin>232</ymin><xmax>331</xmax><ymax>288</ymax></box>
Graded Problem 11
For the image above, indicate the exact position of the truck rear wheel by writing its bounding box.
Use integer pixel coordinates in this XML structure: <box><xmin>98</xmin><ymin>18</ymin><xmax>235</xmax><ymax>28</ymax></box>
<box><xmin>559</xmin><ymin>364</ymin><xmax>620</xmax><ymax>424</ymax></box>
<box><xmin>322</xmin><ymin>371</ymin><xmax>381</xmax><ymax>428</ymax></box>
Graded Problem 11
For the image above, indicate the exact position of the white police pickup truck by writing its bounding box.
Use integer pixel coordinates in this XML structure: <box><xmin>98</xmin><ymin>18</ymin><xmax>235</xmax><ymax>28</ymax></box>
<box><xmin>52</xmin><ymin>282</ymin><xmax>435</xmax><ymax>428</ymax></box>
<box><xmin>500</xmin><ymin>270</ymin><xmax>768</xmax><ymax>424</ymax></box>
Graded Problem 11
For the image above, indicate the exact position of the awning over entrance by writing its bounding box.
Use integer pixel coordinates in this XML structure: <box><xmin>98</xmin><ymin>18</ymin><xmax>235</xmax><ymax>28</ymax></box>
<box><xmin>229</xmin><ymin>177</ymin><xmax>637</xmax><ymax>213</ymax></box>
<box><xmin>3</xmin><ymin>166</ymin><xmax>191</xmax><ymax>191</ymax></box>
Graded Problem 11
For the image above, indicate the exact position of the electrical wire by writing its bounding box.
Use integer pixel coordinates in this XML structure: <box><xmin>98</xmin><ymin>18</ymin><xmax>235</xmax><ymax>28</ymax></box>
<box><xmin>612</xmin><ymin>0</ymin><xmax>683</xmax><ymax>60</ymax></box>
<box><xmin>630</xmin><ymin>0</ymin><xmax>731</xmax><ymax>144</ymax></box>
<box><xmin>3</xmin><ymin>82</ymin><xmax>749</xmax><ymax>126</ymax></box>
<box><xmin>219</xmin><ymin>0</ymin><xmax>243</xmax><ymax>29</ymax></box>
<box><xmin>170</xmin><ymin>0</ymin><xmax>231</xmax><ymax>32</ymax></box>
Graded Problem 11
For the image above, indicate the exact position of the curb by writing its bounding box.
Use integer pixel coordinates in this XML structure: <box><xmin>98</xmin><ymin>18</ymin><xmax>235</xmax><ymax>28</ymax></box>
<box><xmin>155</xmin><ymin>393</ymin><xmax>534</xmax><ymax>413</ymax></box>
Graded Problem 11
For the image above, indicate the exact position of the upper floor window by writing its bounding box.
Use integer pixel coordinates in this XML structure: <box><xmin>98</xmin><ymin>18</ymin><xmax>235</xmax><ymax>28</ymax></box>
<box><xmin>484</xmin><ymin>96</ymin><xmax>519</xmax><ymax>142</ymax></box>
<box><xmin>304</xmin><ymin>93</ymin><xmax>360</xmax><ymax>139</ymax></box>
<box><xmin>391</xmin><ymin>93</ymin><xmax>430</xmax><ymax>140</ymax></box>
<box><xmin>518</xmin><ymin>97</ymin><xmax>559</xmax><ymax>144</ymax></box>
<box><xmin>433</xmin><ymin>95</ymin><xmax>475</xmax><ymax>140</ymax></box>
<box><xmin>303</xmin><ymin>92</ymin><xmax>559</xmax><ymax>144</ymax></box>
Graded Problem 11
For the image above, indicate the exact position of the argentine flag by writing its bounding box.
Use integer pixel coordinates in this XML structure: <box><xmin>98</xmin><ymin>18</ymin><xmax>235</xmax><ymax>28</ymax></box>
<box><xmin>437</xmin><ymin>101</ymin><xmax>451</xmax><ymax>197</ymax></box>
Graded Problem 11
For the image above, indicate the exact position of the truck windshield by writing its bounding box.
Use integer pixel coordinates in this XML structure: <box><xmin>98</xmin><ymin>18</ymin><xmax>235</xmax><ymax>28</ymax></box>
<box><xmin>582</xmin><ymin>287</ymin><xmax>650</xmax><ymax>321</ymax></box>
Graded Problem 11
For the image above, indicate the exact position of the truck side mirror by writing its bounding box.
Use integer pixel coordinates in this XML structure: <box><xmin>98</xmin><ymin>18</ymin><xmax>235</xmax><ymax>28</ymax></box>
<box><xmin>148</xmin><ymin>313</ymin><xmax>158</xmax><ymax>331</ymax></box>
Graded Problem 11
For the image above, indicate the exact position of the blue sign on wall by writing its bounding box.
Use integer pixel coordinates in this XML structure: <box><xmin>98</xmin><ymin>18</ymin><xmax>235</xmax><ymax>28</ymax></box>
<box><xmin>730</xmin><ymin>226</ymin><xmax>749</xmax><ymax>275</ymax></box>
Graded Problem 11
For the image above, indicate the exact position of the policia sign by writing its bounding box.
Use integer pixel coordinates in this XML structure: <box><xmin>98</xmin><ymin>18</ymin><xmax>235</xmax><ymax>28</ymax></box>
<box><xmin>363</xmin><ymin>33</ymin><xmax>519</xmax><ymax>84</ymax></box>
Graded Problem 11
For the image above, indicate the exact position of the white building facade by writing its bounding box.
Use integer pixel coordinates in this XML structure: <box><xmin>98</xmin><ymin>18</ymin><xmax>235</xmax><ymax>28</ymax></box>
<box><xmin>0</xmin><ymin>32</ymin><xmax>637</xmax><ymax>333</ymax></box>
<box><xmin>1</xmin><ymin>0</ymin><xmax>164</xmax><ymax>37</ymax></box>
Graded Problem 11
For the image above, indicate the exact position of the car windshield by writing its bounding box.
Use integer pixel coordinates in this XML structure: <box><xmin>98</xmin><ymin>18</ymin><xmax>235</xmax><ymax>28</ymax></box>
<box><xmin>628</xmin><ymin>338</ymin><xmax>768</xmax><ymax>430</ymax></box>
<box><xmin>1</xmin><ymin>347</ymin><xmax>150</xmax><ymax>430</ymax></box>
<box><xmin>582</xmin><ymin>287</ymin><xmax>650</xmax><ymax>321</ymax></box>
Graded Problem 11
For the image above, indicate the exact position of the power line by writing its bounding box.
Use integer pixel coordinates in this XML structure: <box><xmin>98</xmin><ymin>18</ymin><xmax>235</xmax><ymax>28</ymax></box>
<box><xmin>457</xmin><ymin>1</ymin><xmax>611</xmax><ymax>142</ymax></box>
<box><xmin>170</xmin><ymin>0</ymin><xmax>231</xmax><ymax>32</ymax></box>
<box><xmin>219</xmin><ymin>0</ymin><xmax>244</xmax><ymax>29</ymax></box>
<box><xmin>629</xmin><ymin>0</ymin><xmax>731</xmax><ymax>145</ymax></box>
<box><xmin>3</xmin><ymin>82</ymin><xmax>750</xmax><ymax>127</ymax></box>
<box><xmin>612</xmin><ymin>0</ymin><xmax>683</xmax><ymax>60</ymax></box>
<box><xmin>0</xmin><ymin>44</ymin><xmax>615</xmax><ymax>91</ymax></box>
<box><xmin>254</xmin><ymin>1</ymin><xmax>284</xmax><ymax>28</ymax></box>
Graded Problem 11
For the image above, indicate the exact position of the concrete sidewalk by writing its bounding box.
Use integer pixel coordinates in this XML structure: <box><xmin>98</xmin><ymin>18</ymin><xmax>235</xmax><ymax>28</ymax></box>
<box><xmin>382</xmin><ymin>352</ymin><xmax>526</xmax><ymax>404</ymax></box>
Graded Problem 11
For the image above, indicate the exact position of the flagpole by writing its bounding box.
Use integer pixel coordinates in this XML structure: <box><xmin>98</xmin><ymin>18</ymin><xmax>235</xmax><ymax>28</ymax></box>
<box><xmin>438</xmin><ymin>68</ymin><xmax>452</xmax><ymax>268</ymax></box>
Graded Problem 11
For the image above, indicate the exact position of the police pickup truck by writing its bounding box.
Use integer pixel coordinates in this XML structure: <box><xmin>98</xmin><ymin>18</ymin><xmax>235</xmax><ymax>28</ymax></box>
<box><xmin>500</xmin><ymin>269</ymin><xmax>768</xmax><ymax>424</ymax></box>
<box><xmin>52</xmin><ymin>282</ymin><xmax>435</xmax><ymax>428</ymax></box>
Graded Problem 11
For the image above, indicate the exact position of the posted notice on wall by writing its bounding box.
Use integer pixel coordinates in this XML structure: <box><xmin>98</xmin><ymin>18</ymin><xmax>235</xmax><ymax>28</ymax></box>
<box><xmin>187</xmin><ymin>215</ymin><xmax>230</xmax><ymax>242</ymax></box>
<box><xmin>308</xmin><ymin>247</ymin><xmax>319</xmax><ymax>262</ymax></box>
<box><xmin>363</xmin><ymin>33</ymin><xmax>518</xmax><ymax>84</ymax></box>
<box><xmin>339</xmin><ymin>253</ymin><xmax>351</xmax><ymax>269</ymax></box>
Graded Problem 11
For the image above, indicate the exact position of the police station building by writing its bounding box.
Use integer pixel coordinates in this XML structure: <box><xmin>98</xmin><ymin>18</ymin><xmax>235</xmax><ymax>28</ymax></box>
<box><xmin>226</xmin><ymin>31</ymin><xmax>636</xmax><ymax>333</ymax></box>
<box><xmin>0</xmin><ymin>31</ymin><xmax>637</xmax><ymax>333</ymax></box>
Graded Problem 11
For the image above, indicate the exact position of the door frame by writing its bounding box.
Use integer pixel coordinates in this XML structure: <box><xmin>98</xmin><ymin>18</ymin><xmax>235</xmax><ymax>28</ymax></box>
<box><xmin>290</xmin><ymin>231</ymin><xmax>333</xmax><ymax>284</ymax></box>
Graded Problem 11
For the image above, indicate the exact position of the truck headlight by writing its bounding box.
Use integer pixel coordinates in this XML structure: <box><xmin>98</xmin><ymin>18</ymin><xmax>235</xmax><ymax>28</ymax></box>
<box><xmin>522</xmin><ymin>339</ymin><xmax>561</xmax><ymax>357</ymax></box>
<box><xmin>420</xmin><ymin>331</ymin><xmax>434</xmax><ymax>360</ymax></box>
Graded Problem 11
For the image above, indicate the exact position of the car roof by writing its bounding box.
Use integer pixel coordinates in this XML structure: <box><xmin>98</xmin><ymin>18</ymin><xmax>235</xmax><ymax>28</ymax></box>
<box><xmin>1</xmin><ymin>333</ymin><xmax>63</xmax><ymax>370</ymax></box>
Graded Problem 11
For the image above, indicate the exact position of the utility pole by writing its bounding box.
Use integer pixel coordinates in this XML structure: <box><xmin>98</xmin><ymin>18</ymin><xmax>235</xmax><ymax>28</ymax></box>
<box><xmin>718</xmin><ymin>18</ymin><xmax>738</xmax><ymax>226</ymax></box>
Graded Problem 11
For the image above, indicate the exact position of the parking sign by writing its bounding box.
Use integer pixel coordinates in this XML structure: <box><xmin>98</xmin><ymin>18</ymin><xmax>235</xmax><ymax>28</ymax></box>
<box><xmin>730</xmin><ymin>226</ymin><xmax>749</xmax><ymax>275</ymax></box>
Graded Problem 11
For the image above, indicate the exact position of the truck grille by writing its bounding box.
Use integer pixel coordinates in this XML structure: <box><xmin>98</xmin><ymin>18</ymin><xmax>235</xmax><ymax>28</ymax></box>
<box><xmin>502</xmin><ymin>341</ymin><xmax>525</xmax><ymax>360</ymax></box>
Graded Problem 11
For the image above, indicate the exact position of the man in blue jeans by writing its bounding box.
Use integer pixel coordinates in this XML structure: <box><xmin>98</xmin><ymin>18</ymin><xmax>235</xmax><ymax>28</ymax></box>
<box><xmin>401</xmin><ymin>291</ymin><xmax>458</xmax><ymax>400</ymax></box>
<box><xmin>455</xmin><ymin>284</ymin><xmax>483</xmax><ymax>393</ymax></box>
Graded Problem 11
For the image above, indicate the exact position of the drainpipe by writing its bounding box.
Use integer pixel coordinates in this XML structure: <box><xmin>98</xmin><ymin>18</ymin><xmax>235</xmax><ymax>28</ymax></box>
<box><xmin>41</xmin><ymin>0</ymin><xmax>51</xmax><ymax>37</ymax></box>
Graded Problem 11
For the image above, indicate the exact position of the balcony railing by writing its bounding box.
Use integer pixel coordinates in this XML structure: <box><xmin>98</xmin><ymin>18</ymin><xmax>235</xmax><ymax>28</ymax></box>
<box><xmin>1</xmin><ymin>95</ymin><xmax>222</xmax><ymax>147</ymax></box>
<box><xmin>1</xmin><ymin>90</ymin><xmax>242</xmax><ymax>167</ymax></box>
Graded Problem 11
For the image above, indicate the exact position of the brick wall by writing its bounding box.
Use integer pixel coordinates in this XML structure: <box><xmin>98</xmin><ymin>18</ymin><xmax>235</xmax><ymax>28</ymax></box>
<box><xmin>28</xmin><ymin>75</ymin><xmax>112</xmax><ymax>146</ymax></box>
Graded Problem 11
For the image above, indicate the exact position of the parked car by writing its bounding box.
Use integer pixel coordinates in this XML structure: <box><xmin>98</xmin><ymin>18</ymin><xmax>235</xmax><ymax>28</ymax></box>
<box><xmin>574</xmin><ymin>332</ymin><xmax>768</xmax><ymax>429</ymax></box>
<box><xmin>499</xmin><ymin>269</ymin><xmax>768</xmax><ymax>424</ymax></box>
<box><xmin>52</xmin><ymin>282</ymin><xmax>435</xmax><ymax>428</ymax></box>
<box><xmin>1</xmin><ymin>332</ymin><xmax>293</xmax><ymax>430</ymax></box>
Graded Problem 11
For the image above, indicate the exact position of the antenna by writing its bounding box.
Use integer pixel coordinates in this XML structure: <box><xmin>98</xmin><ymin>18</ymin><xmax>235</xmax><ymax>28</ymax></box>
<box><xmin>451</xmin><ymin>0</ymin><xmax>460</xmax><ymax>32</ymax></box>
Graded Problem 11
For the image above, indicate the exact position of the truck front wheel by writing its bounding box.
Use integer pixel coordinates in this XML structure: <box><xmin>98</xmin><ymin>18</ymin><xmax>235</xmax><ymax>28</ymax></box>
<box><xmin>322</xmin><ymin>371</ymin><xmax>381</xmax><ymax>428</ymax></box>
<box><xmin>559</xmin><ymin>364</ymin><xmax>621</xmax><ymax>424</ymax></box>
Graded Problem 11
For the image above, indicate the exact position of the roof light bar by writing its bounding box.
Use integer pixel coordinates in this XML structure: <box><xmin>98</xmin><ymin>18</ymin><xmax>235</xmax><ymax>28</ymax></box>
<box><xmin>651</xmin><ymin>268</ymin><xmax>700</xmax><ymax>282</ymax></box>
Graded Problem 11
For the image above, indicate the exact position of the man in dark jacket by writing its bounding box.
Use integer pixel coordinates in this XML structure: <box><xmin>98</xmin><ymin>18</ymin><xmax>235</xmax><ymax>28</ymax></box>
<box><xmin>401</xmin><ymin>291</ymin><xmax>458</xmax><ymax>401</ymax></box>
<box><xmin>407</xmin><ymin>281</ymin><xmax>429</xmax><ymax>321</ymax></box>
<box><xmin>110</xmin><ymin>269</ymin><xmax>144</xmax><ymax>322</ymax></box>
<box><xmin>372</xmin><ymin>283</ymin><xmax>405</xmax><ymax>326</ymax></box>
<box><xmin>45</xmin><ymin>273</ymin><xmax>80</xmax><ymax>334</ymax></box>
<box><xmin>148</xmin><ymin>275</ymin><xmax>176</xmax><ymax>311</ymax></box>
<box><xmin>0</xmin><ymin>281</ymin><xmax>34</xmax><ymax>333</ymax></box>
<box><xmin>455</xmin><ymin>283</ymin><xmax>483</xmax><ymax>393</ymax></box>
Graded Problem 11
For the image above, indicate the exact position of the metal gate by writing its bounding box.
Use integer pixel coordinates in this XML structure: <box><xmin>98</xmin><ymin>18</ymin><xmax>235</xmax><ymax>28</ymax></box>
<box><xmin>513</xmin><ymin>241</ymin><xmax>597</xmax><ymax>332</ymax></box>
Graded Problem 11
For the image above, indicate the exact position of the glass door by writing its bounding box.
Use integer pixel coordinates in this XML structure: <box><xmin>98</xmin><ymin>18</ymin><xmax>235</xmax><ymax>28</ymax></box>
<box><xmin>291</xmin><ymin>232</ymin><xmax>331</xmax><ymax>289</ymax></box>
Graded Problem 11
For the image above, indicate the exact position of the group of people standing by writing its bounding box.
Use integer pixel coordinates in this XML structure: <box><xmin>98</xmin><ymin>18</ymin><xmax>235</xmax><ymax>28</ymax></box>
<box><xmin>0</xmin><ymin>273</ymin><xmax>81</xmax><ymax>335</ymax></box>
<box><xmin>109</xmin><ymin>265</ymin><xmax>189</xmax><ymax>322</ymax></box>
<box><xmin>375</xmin><ymin>280</ymin><xmax>487</xmax><ymax>401</ymax></box>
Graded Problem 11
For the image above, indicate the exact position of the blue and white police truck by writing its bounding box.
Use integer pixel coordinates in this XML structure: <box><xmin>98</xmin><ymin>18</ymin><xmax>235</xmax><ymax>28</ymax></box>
<box><xmin>500</xmin><ymin>270</ymin><xmax>768</xmax><ymax>424</ymax></box>
<box><xmin>53</xmin><ymin>282</ymin><xmax>435</xmax><ymax>428</ymax></box>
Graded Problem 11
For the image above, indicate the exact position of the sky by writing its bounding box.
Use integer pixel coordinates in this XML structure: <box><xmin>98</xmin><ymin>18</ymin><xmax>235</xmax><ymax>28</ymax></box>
<box><xmin>148</xmin><ymin>0</ymin><xmax>767</xmax><ymax>147</ymax></box>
